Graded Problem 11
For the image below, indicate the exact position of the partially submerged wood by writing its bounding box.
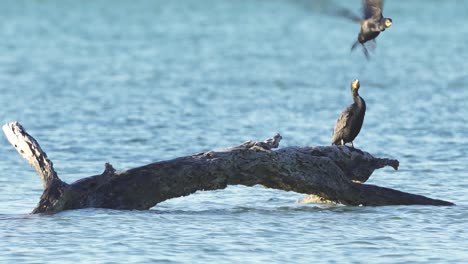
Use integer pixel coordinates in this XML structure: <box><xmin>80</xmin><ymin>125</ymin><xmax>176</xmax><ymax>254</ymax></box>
<box><xmin>2</xmin><ymin>122</ymin><xmax>453</xmax><ymax>214</ymax></box>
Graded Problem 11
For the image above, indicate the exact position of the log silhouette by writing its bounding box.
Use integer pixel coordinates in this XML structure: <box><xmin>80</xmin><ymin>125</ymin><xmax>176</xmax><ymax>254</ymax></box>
<box><xmin>2</xmin><ymin>122</ymin><xmax>453</xmax><ymax>214</ymax></box>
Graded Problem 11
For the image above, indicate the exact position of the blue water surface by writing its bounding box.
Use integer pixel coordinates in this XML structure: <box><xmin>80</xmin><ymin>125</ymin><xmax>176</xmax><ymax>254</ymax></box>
<box><xmin>1</xmin><ymin>0</ymin><xmax>467</xmax><ymax>263</ymax></box>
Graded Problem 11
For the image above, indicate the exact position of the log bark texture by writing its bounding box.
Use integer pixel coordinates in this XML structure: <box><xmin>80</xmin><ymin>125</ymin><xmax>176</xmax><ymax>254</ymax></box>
<box><xmin>2</xmin><ymin>122</ymin><xmax>453</xmax><ymax>214</ymax></box>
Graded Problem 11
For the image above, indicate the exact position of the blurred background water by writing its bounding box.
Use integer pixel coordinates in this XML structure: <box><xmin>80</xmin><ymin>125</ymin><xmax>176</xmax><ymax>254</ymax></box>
<box><xmin>0</xmin><ymin>0</ymin><xmax>467</xmax><ymax>263</ymax></box>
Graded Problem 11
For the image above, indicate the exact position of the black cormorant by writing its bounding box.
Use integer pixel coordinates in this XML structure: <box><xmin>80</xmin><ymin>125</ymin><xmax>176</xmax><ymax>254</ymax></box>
<box><xmin>354</xmin><ymin>0</ymin><xmax>392</xmax><ymax>58</ymax></box>
<box><xmin>332</xmin><ymin>79</ymin><xmax>366</xmax><ymax>148</ymax></box>
<box><xmin>338</xmin><ymin>0</ymin><xmax>392</xmax><ymax>59</ymax></box>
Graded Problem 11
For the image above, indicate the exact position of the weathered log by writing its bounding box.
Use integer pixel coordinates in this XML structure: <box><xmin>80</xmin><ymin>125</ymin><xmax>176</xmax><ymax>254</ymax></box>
<box><xmin>2</xmin><ymin>122</ymin><xmax>453</xmax><ymax>214</ymax></box>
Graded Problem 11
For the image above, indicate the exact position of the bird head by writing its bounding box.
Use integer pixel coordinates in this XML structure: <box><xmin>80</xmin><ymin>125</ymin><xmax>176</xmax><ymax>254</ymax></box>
<box><xmin>384</xmin><ymin>18</ymin><xmax>393</xmax><ymax>28</ymax></box>
<box><xmin>351</xmin><ymin>79</ymin><xmax>360</xmax><ymax>90</ymax></box>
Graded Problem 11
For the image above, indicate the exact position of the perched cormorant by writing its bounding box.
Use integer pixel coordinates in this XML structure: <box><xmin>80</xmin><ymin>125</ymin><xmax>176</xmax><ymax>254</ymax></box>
<box><xmin>332</xmin><ymin>79</ymin><xmax>366</xmax><ymax>148</ymax></box>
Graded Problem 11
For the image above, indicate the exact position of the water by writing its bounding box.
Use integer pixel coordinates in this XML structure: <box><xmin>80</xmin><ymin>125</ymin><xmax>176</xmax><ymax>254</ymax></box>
<box><xmin>1</xmin><ymin>0</ymin><xmax>467</xmax><ymax>262</ymax></box>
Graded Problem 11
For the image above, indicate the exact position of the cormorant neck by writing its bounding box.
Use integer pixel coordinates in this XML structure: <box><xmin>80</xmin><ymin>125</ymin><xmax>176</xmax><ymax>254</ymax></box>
<box><xmin>352</xmin><ymin>91</ymin><xmax>365</xmax><ymax>106</ymax></box>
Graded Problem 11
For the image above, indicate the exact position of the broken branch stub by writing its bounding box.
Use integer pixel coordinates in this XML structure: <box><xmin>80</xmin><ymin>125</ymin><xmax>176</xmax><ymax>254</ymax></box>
<box><xmin>3</xmin><ymin>122</ymin><xmax>62</xmax><ymax>189</ymax></box>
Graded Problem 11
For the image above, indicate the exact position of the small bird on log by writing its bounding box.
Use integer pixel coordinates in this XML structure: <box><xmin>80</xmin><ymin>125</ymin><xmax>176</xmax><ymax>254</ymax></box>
<box><xmin>332</xmin><ymin>79</ymin><xmax>366</xmax><ymax>148</ymax></box>
<box><xmin>338</xmin><ymin>0</ymin><xmax>392</xmax><ymax>59</ymax></box>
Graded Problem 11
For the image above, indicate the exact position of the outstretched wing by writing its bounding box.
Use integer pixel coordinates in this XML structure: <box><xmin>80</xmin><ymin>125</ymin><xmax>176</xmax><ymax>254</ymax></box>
<box><xmin>363</xmin><ymin>0</ymin><xmax>383</xmax><ymax>19</ymax></box>
<box><xmin>334</xmin><ymin>6</ymin><xmax>361</xmax><ymax>22</ymax></box>
<box><xmin>291</xmin><ymin>0</ymin><xmax>361</xmax><ymax>22</ymax></box>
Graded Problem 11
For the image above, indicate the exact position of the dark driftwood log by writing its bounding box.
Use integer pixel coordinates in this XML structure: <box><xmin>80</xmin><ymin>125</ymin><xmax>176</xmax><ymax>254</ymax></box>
<box><xmin>2</xmin><ymin>122</ymin><xmax>453</xmax><ymax>214</ymax></box>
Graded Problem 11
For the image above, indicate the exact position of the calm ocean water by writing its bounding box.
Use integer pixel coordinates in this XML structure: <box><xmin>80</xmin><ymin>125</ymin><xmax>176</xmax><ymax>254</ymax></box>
<box><xmin>1</xmin><ymin>0</ymin><xmax>467</xmax><ymax>263</ymax></box>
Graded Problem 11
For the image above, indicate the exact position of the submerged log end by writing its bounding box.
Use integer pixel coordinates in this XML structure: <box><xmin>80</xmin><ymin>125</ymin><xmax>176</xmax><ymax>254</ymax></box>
<box><xmin>300</xmin><ymin>184</ymin><xmax>454</xmax><ymax>207</ymax></box>
<box><xmin>353</xmin><ymin>184</ymin><xmax>455</xmax><ymax>206</ymax></box>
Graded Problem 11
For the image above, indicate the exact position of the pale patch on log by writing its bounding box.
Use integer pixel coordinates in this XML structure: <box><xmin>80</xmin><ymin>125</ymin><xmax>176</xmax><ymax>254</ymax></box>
<box><xmin>3</xmin><ymin>122</ymin><xmax>61</xmax><ymax>189</ymax></box>
<box><xmin>298</xmin><ymin>194</ymin><xmax>337</xmax><ymax>205</ymax></box>
<box><xmin>2</xmin><ymin>122</ymin><xmax>454</xmax><ymax>214</ymax></box>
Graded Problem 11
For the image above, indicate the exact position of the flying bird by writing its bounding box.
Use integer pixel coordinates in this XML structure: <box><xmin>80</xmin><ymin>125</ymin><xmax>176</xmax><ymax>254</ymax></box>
<box><xmin>291</xmin><ymin>0</ymin><xmax>392</xmax><ymax>58</ymax></box>
<box><xmin>335</xmin><ymin>0</ymin><xmax>392</xmax><ymax>59</ymax></box>
<box><xmin>332</xmin><ymin>79</ymin><xmax>366</xmax><ymax>148</ymax></box>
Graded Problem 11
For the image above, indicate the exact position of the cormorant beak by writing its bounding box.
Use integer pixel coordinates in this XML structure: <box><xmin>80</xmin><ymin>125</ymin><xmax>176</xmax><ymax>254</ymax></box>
<box><xmin>352</xmin><ymin>79</ymin><xmax>360</xmax><ymax>90</ymax></box>
<box><xmin>385</xmin><ymin>19</ymin><xmax>393</xmax><ymax>28</ymax></box>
